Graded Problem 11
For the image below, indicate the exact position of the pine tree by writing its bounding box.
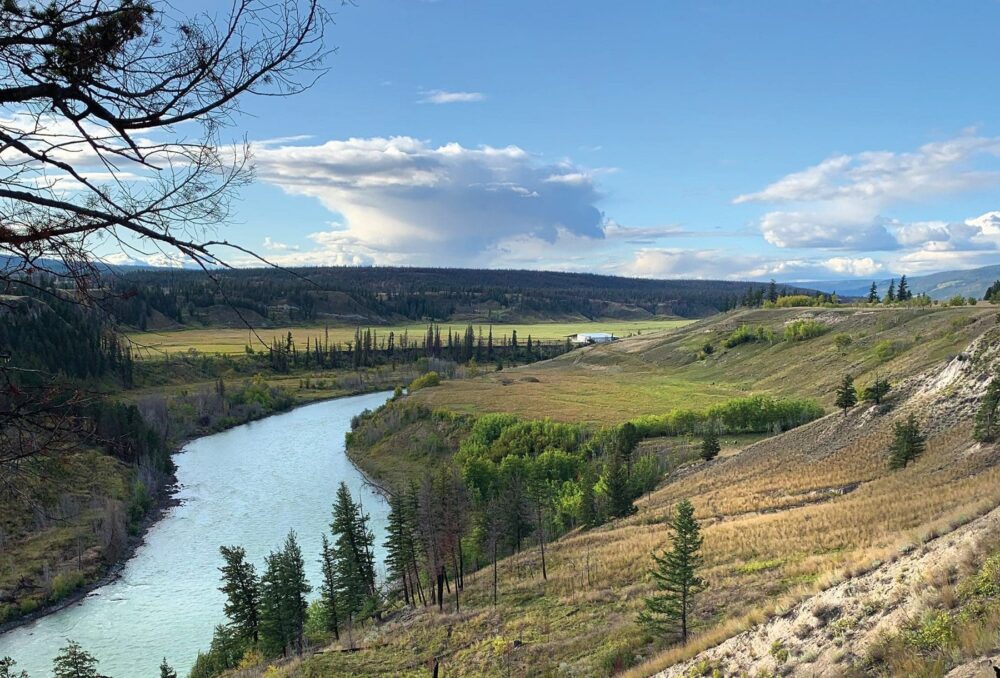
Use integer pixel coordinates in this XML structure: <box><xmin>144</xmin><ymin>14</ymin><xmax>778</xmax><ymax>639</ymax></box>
<box><xmin>767</xmin><ymin>279</ymin><xmax>778</xmax><ymax>304</ymax></box>
<box><xmin>889</xmin><ymin>414</ymin><xmax>926</xmax><ymax>469</ymax></box>
<box><xmin>897</xmin><ymin>275</ymin><xmax>910</xmax><ymax>301</ymax></box>
<box><xmin>700</xmin><ymin>431</ymin><xmax>720</xmax><ymax>461</ymax></box>
<box><xmin>974</xmin><ymin>378</ymin><xmax>1000</xmax><ymax>443</ymax></box>
<box><xmin>52</xmin><ymin>641</ymin><xmax>99</xmax><ymax>678</ymax></box>
<box><xmin>160</xmin><ymin>658</ymin><xmax>178</xmax><ymax>678</ymax></box>
<box><xmin>861</xmin><ymin>375</ymin><xmax>891</xmax><ymax>404</ymax></box>
<box><xmin>884</xmin><ymin>279</ymin><xmax>896</xmax><ymax>303</ymax></box>
<box><xmin>330</xmin><ymin>482</ymin><xmax>378</xmax><ymax>623</ymax></box>
<box><xmin>867</xmin><ymin>281</ymin><xmax>878</xmax><ymax>304</ymax></box>
<box><xmin>637</xmin><ymin>499</ymin><xmax>706</xmax><ymax>642</ymax></box>
<box><xmin>319</xmin><ymin>534</ymin><xmax>341</xmax><ymax>639</ymax></box>
<box><xmin>384</xmin><ymin>492</ymin><xmax>414</xmax><ymax>606</ymax></box>
<box><xmin>218</xmin><ymin>545</ymin><xmax>261</xmax><ymax>644</ymax></box>
<box><xmin>259</xmin><ymin>531</ymin><xmax>312</xmax><ymax>656</ymax></box>
<box><xmin>0</xmin><ymin>657</ymin><xmax>28</xmax><ymax>678</ymax></box>
<box><xmin>605</xmin><ymin>453</ymin><xmax>636</xmax><ymax>519</ymax></box>
<box><xmin>834</xmin><ymin>374</ymin><xmax>857</xmax><ymax>416</ymax></box>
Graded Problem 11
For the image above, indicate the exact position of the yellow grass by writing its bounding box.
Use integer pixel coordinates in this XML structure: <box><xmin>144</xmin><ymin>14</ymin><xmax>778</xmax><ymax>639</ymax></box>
<box><xmin>127</xmin><ymin>319</ymin><xmax>693</xmax><ymax>359</ymax></box>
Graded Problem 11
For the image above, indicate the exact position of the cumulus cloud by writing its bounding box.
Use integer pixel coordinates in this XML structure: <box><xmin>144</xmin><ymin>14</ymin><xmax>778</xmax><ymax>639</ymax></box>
<box><xmin>738</xmin><ymin>133</ymin><xmax>1000</xmax><ymax>252</ymax></box>
<box><xmin>418</xmin><ymin>89</ymin><xmax>486</xmax><ymax>104</ymax></box>
<box><xmin>250</xmin><ymin>136</ymin><xmax>606</xmax><ymax>266</ymax></box>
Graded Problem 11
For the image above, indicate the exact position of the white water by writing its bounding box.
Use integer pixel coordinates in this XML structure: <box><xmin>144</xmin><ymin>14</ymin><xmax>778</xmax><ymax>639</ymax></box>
<box><xmin>0</xmin><ymin>391</ymin><xmax>393</xmax><ymax>678</ymax></box>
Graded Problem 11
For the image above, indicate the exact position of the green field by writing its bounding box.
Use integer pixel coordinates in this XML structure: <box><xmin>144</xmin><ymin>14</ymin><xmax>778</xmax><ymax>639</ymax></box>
<box><xmin>127</xmin><ymin>319</ymin><xmax>694</xmax><ymax>358</ymax></box>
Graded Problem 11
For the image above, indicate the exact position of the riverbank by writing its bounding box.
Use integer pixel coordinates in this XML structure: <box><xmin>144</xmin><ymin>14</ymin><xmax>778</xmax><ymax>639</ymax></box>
<box><xmin>0</xmin><ymin>390</ymin><xmax>396</xmax><ymax>677</ymax></box>
<box><xmin>0</xmin><ymin>378</ymin><xmax>399</xmax><ymax>639</ymax></box>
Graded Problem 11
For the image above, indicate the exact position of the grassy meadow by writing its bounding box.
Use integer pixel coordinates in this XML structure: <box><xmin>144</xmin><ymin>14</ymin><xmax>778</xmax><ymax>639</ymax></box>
<box><xmin>126</xmin><ymin>319</ymin><xmax>693</xmax><ymax>359</ymax></box>
<box><xmin>289</xmin><ymin>305</ymin><xmax>1000</xmax><ymax>677</ymax></box>
<box><xmin>412</xmin><ymin>306</ymin><xmax>997</xmax><ymax>423</ymax></box>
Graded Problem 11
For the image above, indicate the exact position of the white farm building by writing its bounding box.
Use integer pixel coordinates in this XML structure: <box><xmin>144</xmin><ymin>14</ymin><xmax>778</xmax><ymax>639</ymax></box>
<box><xmin>568</xmin><ymin>332</ymin><xmax>616</xmax><ymax>345</ymax></box>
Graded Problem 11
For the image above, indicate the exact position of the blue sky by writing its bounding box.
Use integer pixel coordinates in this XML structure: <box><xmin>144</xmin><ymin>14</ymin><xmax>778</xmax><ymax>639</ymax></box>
<box><xmin>148</xmin><ymin>1</ymin><xmax>1000</xmax><ymax>280</ymax></box>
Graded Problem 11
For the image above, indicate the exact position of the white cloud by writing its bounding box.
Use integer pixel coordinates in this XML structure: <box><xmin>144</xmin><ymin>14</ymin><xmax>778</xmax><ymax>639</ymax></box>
<box><xmin>262</xmin><ymin>237</ymin><xmax>298</xmax><ymax>251</ymax></box>
<box><xmin>250</xmin><ymin>136</ymin><xmax>606</xmax><ymax>266</ymax></box>
<box><xmin>737</xmin><ymin>133</ymin><xmax>1000</xmax><ymax>252</ymax></box>
<box><xmin>823</xmin><ymin>256</ymin><xmax>885</xmax><ymax>277</ymax></box>
<box><xmin>418</xmin><ymin>89</ymin><xmax>486</xmax><ymax>104</ymax></box>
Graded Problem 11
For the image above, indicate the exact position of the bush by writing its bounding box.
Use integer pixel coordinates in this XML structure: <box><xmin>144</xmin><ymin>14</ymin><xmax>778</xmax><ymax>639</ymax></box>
<box><xmin>783</xmin><ymin>319</ymin><xmax>828</xmax><ymax>342</ymax></box>
<box><xmin>408</xmin><ymin>371</ymin><xmax>441</xmax><ymax>391</ymax></box>
<box><xmin>723</xmin><ymin>324</ymin><xmax>774</xmax><ymax>348</ymax></box>
<box><xmin>49</xmin><ymin>571</ymin><xmax>85</xmax><ymax>602</ymax></box>
<box><xmin>774</xmin><ymin>294</ymin><xmax>819</xmax><ymax>308</ymax></box>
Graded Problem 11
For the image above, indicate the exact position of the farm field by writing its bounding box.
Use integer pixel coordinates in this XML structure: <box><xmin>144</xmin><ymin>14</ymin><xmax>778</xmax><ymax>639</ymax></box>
<box><xmin>126</xmin><ymin>319</ymin><xmax>693</xmax><ymax>359</ymax></box>
<box><xmin>413</xmin><ymin>305</ymin><xmax>996</xmax><ymax>423</ymax></box>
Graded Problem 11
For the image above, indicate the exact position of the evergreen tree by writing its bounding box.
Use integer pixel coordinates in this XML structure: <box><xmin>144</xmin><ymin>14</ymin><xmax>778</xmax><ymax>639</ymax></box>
<box><xmin>218</xmin><ymin>545</ymin><xmax>261</xmax><ymax>644</ymax></box>
<box><xmin>637</xmin><ymin>499</ymin><xmax>706</xmax><ymax>642</ymax></box>
<box><xmin>160</xmin><ymin>658</ymin><xmax>178</xmax><ymax>678</ymax></box>
<box><xmin>330</xmin><ymin>482</ymin><xmax>378</xmax><ymax>623</ymax></box>
<box><xmin>834</xmin><ymin>374</ymin><xmax>858</xmax><ymax>416</ymax></box>
<box><xmin>579</xmin><ymin>466</ymin><xmax>598</xmax><ymax>528</ymax></box>
<box><xmin>897</xmin><ymin>275</ymin><xmax>910</xmax><ymax>301</ymax></box>
<box><xmin>384</xmin><ymin>492</ymin><xmax>414</xmax><ymax>606</ymax></box>
<box><xmin>984</xmin><ymin>280</ymin><xmax>1000</xmax><ymax>303</ymax></box>
<box><xmin>767</xmin><ymin>279</ymin><xmax>778</xmax><ymax>304</ymax></box>
<box><xmin>0</xmin><ymin>658</ymin><xmax>28</xmax><ymax>678</ymax></box>
<box><xmin>889</xmin><ymin>414</ymin><xmax>926</xmax><ymax>469</ymax></box>
<box><xmin>259</xmin><ymin>531</ymin><xmax>312</xmax><ymax>656</ymax></box>
<box><xmin>867</xmin><ymin>281</ymin><xmax>878</xmax><ymax>304</ymax></box>
<box><xmin>974</xmin><ymin>378</ymin><xmax>1000</xmax><ymax>443</ymax></box>
<box><xmin>884</xmin><ymin>279</ymin><xmax>896</xmax><ymax>303</ymax></box>
<box><xmin>52</xmin><ymin>641</ymin><xmax>99</xmax><ymax>678</ymax></box>
<box><xmin>319</xmin><ymin>534</ymin><xmax>341</xmax><ymax>639</ymax></box>
<box><xmin>605</xmin><ymin>453</ymin><xmax>636</xmax><ymax>519</ymax></box>
<box><xmin>861</xmin><ymin>375</ymin><xmax>891</xmax><ymax>404</ymax></box>
<box><xmin>700</xmin><ymin>431</ymin><xmax>720</xmax><ymax>461</ymax></box>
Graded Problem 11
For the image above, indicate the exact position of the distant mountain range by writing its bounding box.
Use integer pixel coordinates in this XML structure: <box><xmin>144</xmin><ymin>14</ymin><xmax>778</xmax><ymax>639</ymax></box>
<box><xmin>796</xmin><ymin>263</ymin><xmax>1000</xmax><ymax>301</ymax></box>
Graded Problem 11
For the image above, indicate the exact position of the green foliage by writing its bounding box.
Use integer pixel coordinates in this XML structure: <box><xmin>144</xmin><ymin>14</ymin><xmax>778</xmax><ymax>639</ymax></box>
<box><xmin>834</xmin><ymin>374</ymin><xmax>858</xmax><ymax>414</ymax></box>
<box><xmin>189</xmin><ymin>624</ymin><xmax>247</xmax><ymax>678</ymax></box>
<box><xmin>903</xmin><ymin>611</ymin><xmax>954</xmax><ymax>652</ymax></box>
<box><xmin>218</xmin><ymin>545</ymin><xmax>261</xmax><ymax>645</ymax></box>
<box><xmin>973</xmin><ymin>378</ymin><xmax>1000</xmax><ymax>443</ymax></box>
<box><xmin>603</xmin><ymin>453</ymin><xmax>637</xmax><ymax>519</ymax></box>
<box><xmin>873</xmin><ymin>339</ymin><xmax>904</xmax><ymax>362</ymax></box>
<box><xmin>0</xmin><ymin>657</ymin><xmax>28</xmax><ymax>678</ymax></box>
<box><xmin>783</xmin><ymin>319</ymin><xmax>829</xmax><ymax>342</ymax></box>
<box><xmin>832</xmin><ymin>333</ymin><xmax>853</xmax><ymax>352</ymax></box>
<box><xmin>889</xmin><ymin>414</ymin><xmax>926</xmax><ymax>469</ymax></box>
<box><xmin>259</xmin><ymin>531</ymin><xmax>311</xmax><ymax>656</ymax></box>
<box><xmin>49</xmin><ymin>571</ymin><xmax>85</xmax><ymax>602</ymax></box>
<box><xmin>947</xmin><ymin>295</ymin><xmax>969</xmax><ymax>307</ymax></box>
<box><xmin>773</xmin><ymin>294</ymin><xmax>819</xmax><ymax>308</ymax></box>
<box><xmin>52</xmin><ymin>640</ymin><xmax>99</xmax><ymax>678</ymax></box>
<box><xmin>985</xmin><ymin>279</ymin><xmax>1000</xmax><ymax>303</ymax></box>
<box><xmin>408</xmin><ymin>371</ymin><xmax>441</xmax><ymax>391</ymax></box>
<box><xmin>630</xmin><ymin>454</ymin><xmax>664</xmax><ymax>497</ymax></box>
<box><xmin>860</xmin><ymin>375</ymin><xmax>891</xmax><ymax>404</ymax></box>
<box><xmin>638</xmin><ymin>499</ymin><xmax>706</xmax><ymax>642</ymax></box>
<box><xmin>159</xmin><ymin>657</ymin><xmax>178</xmax><ymax>678</ymax></box>
<box><xmin>330</xmin><ymin>482</ymin><xmax>378</xmax><ymax>624</ymax></box>
<box><xmin>630</xmin><ymin>396</ymin><xmax>823</xmax><ymax>438</ymax></box>
<box><xmin>700</xmin><ymin>431</ymin><xmax>720</xmax><ymax>461</ymax></box>
<box><xmin>723</xmin><ymin>324</ymin><xmax>774</xmax><ymax>348</ymax></box>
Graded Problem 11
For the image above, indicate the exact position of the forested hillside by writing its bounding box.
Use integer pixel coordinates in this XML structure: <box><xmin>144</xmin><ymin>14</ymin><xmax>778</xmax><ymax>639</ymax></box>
<box><xmin>104</xmin><ymin>266</ymin><xmax>817</xmax><ymax>328</ymax></box>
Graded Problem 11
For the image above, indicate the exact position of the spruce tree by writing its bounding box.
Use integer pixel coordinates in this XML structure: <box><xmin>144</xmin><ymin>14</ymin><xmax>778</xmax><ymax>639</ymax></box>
<box><xmin>700</xmin><ymin>431</ymin><xmax>721</xmax><ymax>461</ymax></box>
<box><xmin>605</xmin><ymin>453</ymin><xmax>636</xmax><ymax>519</ymax></box>
<box><xmin>884</xmin><ymin>279</ymin><xmax>896</xmax><ymax>303</ymax></box>
<box><xmin>259</xmin><ymin>531</ymin><xmax>312</xmax><ymax>656</ymax></box>
<box><xmin>637</xmin><ymin>499</ymin><xmax>706</xmax><ymax>642</ymax></box>
<box><xmin>867</xmin><ymin>281</ymin><xmax>878</xmax><ymax>304</ymax></box>
<box><xmin>319</xmin><ymin>534</ymin><xmax>341</xmax><ymax>639</ymax></box>
<box><xmin>897</xmin><ymin>275</ymin><xmax>910</xmax><ymax>301</ymax></box>
<box><xmin>331</xmin><ymin>482</ymin><xmax>378</xmax><ymax>623</ymax></box>
<box><xmin>384</xmin><ymin>492</ymin><xmax>414</xmax><ymax>606</ymax></box>
<box><xmin>834</xmin><ymin>374</ymin><xmax>858</xmax><ymax>416</ymax></box>
<box><xmin>0</xmin><ymin>658</ymin><xmax>28</xmax><ymax>678</ymax></box>
<box><xmin>861</xmin><ymin>375</ymin><xmax>891</xmax><ymax>404</ymax></box>
<box><xmin>889</xmin><ymin>414</ymin><xmax>926</xmax><ymax>469</ymax></box>
<box><xmin>218</xmin><ymin>545</ymin><xmax>261</xmax><ymax>644</ymax></box>
<box><xmin>52</xmin><ymin>641</ymin><xmax>99</xmax><ymax>678</ymax></box>
<box><xmin>974</xmin><ymin>378</ymin><xmax>1000</xmax><ymax>443</ymax></box>
<box><xmin>159</xmin><ymin>658</ymin><xmax>178</xmax><ymax>678</ymax></box>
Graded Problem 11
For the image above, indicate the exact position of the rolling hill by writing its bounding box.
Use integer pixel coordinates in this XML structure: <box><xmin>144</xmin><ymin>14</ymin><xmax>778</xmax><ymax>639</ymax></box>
<box><xmin>296</xmin><ymin>304</ymin><xmax>1000</xmax><ymax>677</ymax></box>
<box><xmin>798</xmin><ymin>263</ymin><xmax>1000</xmax><ymax>301</ymax></box>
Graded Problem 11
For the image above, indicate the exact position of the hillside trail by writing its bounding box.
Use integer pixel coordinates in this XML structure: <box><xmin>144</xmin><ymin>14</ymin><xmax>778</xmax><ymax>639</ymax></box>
<box><xmin>655</xmin><ymin>328</ymin><xmax>1000</xmax><ymax>677</ymax></box>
